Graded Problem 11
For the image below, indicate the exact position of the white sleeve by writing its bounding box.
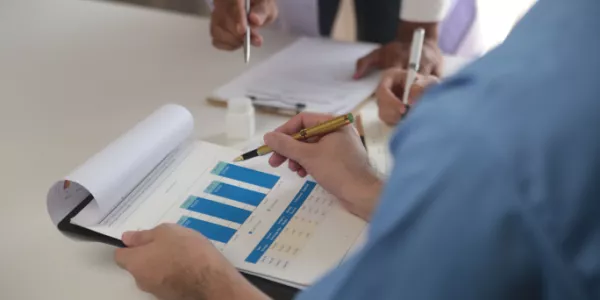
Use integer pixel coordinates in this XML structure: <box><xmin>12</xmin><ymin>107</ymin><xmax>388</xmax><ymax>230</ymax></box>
<box><xmin>400</xmin><ymin>0</ymin><xmax>452</xmax><ymax>23</ymax></box>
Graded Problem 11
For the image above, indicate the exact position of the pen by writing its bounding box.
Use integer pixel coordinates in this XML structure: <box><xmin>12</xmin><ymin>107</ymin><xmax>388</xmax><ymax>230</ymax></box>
<box><xmin>244</xmin><ymin>0</ymin><xmax>251</xmax><ymax>63</ymax></box>
<box><xmin>233</xmin><ymin>113</ymin><xmax>355</xmax><ymax>162</ymax></box>
<box><xmin>401</xmin><ymin>28</ymin><xmax>425</xmax><ymax>114</ymax></box>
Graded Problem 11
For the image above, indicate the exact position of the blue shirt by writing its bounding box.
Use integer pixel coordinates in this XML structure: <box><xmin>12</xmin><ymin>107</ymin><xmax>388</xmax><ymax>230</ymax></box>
<box><xmin>296</xmin><ymin>0</ymin><xmax>600</xmax><ymax>299</ymax></box>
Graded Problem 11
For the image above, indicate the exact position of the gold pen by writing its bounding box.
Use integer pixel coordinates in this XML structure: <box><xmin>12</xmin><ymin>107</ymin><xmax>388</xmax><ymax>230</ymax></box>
<box><xmin>233</xmin><ymin>113</ymin><xmax>355</xmax><ymax>162</ymax></box>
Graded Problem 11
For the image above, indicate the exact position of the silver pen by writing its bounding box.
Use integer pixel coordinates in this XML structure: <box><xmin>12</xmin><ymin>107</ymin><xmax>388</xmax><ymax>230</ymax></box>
<box><xmin>401</xmin><ymin>28</ymin><xmax>425</xmax><ymax>108</ymax></box>
<box><xmin>244</xmin><ymin>0</ymin><xmax>251</xmax><ymax>63</ymax></box>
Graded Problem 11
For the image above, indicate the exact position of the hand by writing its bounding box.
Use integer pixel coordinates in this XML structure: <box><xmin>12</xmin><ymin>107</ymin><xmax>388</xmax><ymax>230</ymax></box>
<box><xmin>263</xmin><ymin>113</ymin><xmax>383</xmax><ymax>221</ymax></box>
<box><xmin>354</xmin><ymin>39</ymin><xmax>443</xmax><ymax>79</ymax></box>
<box><xmin>375</xmin><ymin>68</ymin><xmax>440</xmax><ymax>126</ymax></box>
<box><xmin>114</xmin><ymin>224</ymin><xmax>267</xmax><ymax>300</ymax></box>
<box><xmin>210</xmin><ymin>0</ymin><xmax>278</xmax><ymax>50</ymax></box>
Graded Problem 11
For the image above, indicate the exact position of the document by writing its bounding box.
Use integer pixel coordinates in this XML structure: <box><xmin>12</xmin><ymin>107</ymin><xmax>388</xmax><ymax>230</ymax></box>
<box><xmin>359</xmin><ymin>101</ymin><xmax>395</xmax><ymax>177</ymax></box>
<box><xmin>47</xmin><ymin>104</ymin><xmax>367</xmax><ymax>289</ymax></box>
<box><xmin>211</xmin><ymin>37</ymin><xmax>380</xmax><ymax>114</ymax></box>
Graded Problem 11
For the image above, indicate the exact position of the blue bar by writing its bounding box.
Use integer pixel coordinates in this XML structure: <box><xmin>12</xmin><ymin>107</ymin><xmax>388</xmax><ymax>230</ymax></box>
<box><xmin>205</xmin><ymin>181</ymin><xmax>266</xmax><ymax>207</ymax></box>
<box><xmin>177</xmin><ymin>216</ymin><xmax>236</xmax><ymax>244</ymax></box>
<box><xmin>181</xmin><ymin>196</ymin><xmax>251</xmax><ymax>224</ymax></box>
<box><xmin>212</xmin><ymin>161</ymin><xmax>280</xmax><ymax>189</ymax></box>
<box><xmin>245</xmin><ymin>181</ymin><xmax>316</xmax><ymax>263</ymax></box>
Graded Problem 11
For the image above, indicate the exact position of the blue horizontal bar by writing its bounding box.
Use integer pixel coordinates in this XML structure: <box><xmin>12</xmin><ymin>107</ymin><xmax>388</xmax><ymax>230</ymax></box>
<box><xmin>205</xmin><ymin>181</ymin><xmax>266</xmax><ymax>207</ymax></box>
<box><xmin>181</xmin><ymin>196</ymin><xmax>251</xmax><ymax>224</ymax></box>
<box><xmin>177</xmin><ymin>216</ymin><xmax>236</xmax><ymax>244</ymax></box>
<box><xmin>212</xmin><ymin>161</ymin><xmax>280</xmax><ymax>189</ymax></box>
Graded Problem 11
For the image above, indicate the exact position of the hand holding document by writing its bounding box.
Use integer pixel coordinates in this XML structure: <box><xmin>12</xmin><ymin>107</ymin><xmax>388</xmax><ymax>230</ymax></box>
<box><xmin>47</xmin><ymin>104</ymin><xmax>367</xmax><ymax>290</ymax></box>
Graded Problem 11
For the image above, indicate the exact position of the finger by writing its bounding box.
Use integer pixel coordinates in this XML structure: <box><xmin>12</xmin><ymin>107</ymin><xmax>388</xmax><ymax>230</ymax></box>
<box><xmin>431</xmin><ymin>62</ymin><xmax>443</xmax><ymax>77</ymax></box>
<box><xmin>212</xmin><ymin>40</ymin><xmax>239</xmax><ymax>51</ymax></box>
<box><xmin>248</xmin><ymin>2</ymin><xmax>270</xmax><ymax>27</ymax></box>
<box><xmin>122</xmin><ymin>230</ymin><xmax>154</xmax><ymax>247</ymax></box>
<box><xmin>419</xmin><ymin>63</ymin><xmax>434</xmax><ymax>76</ymax></box>
<box><xmin>234</xmin><ymin>0</ymin><xmax>247</xmax><ymax>35</ymax></box>
<box><xmin>376</xmin><ymin>70</ymin><xmax>407</xmax><ymax>102</ymax></box>
<box><xmin>297</xmin><ymin>168</ymin><xmax>308</xmax><ymax>178</ymax></box>
<box><xmin>354</xmin><ymin>50</ymin><xmax>378</xmax><ymax>79</ymax></box>
<box><xmin>269</xmin><ymin>152</ymin><xmax>287</xmax><ymax>167</ymax></box>
<box><xmin>251</xmin><ymin>29</ymin><xmax>263</xmax><ymax>47</ymax></box>
<box><xmin>407</xmin><ymin>84</ymin><xmax>426</xmax><ymax>105</ymax></box>
<box><xmin>380</xmin><ymin>68</ymin><xmax>409</xmax><ymax>87</ymax></box>
<box><xmin>377</xmin><ymin>86</ymin><xmax>404</xmax><ymax>125</ymax></box>
<box><xmin>288</xmin><ymin>160</ymin><xmax>301</xmax><ymax>172</ymax></box>
<box><xmin>379</xmin><ymin>105</ymin><xmax>403</xmax><ymax>126</ymax></box>
<box><xmin>211</xmin><ymin>25</ymin><xmax>243</xmax><ymax>50</ymax></box>
<box><xmin>114</xmin><ymin>247</ymin><xmax>137</xmax><ymax>270</ymax></box>
<box><xmin>264</xmin><ymin>132</ymin><xmax>314</xmax><ymax>165</ymax></box>
<box><xmin>275</xmin><ymin>113</ymin><xmax>334</xmax><ymax>135</ymax></box>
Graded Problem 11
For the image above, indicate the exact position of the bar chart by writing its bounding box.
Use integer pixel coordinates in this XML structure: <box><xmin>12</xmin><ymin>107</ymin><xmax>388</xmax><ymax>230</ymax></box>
<box><xmin>245</xmin><ymin>181</ymin><xmax>319</xmax><ymax>264</ymax></box>
<box><xmin>177</xmin><ymin>161</ymin><xmax>280</xmax><ymax>245</ymax></box>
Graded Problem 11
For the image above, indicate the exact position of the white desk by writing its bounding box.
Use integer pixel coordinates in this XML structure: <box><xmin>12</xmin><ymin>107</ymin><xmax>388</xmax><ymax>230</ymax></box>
<box><xmin>0</xmin><ymin>1</ymin><xmax>471</xmax><ymax>299</ymax></box>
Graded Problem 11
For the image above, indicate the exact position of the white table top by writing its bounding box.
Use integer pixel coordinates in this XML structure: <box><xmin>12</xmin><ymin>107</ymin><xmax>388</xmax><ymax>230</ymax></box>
<box><xmin>0</xmin><ymin>1</ymin><xmax>471</xmax><ymax>299</ymax></box>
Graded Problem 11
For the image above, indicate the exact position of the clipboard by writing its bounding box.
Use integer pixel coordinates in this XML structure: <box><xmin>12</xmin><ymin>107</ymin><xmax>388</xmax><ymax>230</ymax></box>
<box><xmin>57</xmin><ymin>194</ymin><xmax>300</xmax><ymax>300</ymax></box>
<box><xmin>206</xmin><ymin>37</ymin><xmax>381</xmax><ymax>117</ymax></box>
<box><xmin>206</xmin><ymin>94</ymin><xmax>374</xmax><ymax>117</ymax></box>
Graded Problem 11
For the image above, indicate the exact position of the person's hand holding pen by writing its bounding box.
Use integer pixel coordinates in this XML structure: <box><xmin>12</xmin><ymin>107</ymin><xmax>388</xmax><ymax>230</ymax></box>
<box><xmin>353</xmin><ymin>21</ymin><xmax>443</xmax><ymax>79</ymax></box>
<box><xmin>263</xmin><ymin>113</ymin><xmax>383</xmax><ymax>222</ymax></box>
<box><xmin>375</xmin><ymin>68</ymin><xmax>440</xmax><ymax>126</ymax></box>
<box><xmin>210</xmin><ymin>0</ymin><xmax>278</xmax><ymax>51</ymax></box>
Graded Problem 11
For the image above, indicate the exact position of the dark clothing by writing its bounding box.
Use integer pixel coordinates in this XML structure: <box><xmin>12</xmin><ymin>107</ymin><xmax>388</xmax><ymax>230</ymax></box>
<box><xmin>319</xmin><ymin>0</ymin><xmax>401</xmax><ymax>44</ymax></box>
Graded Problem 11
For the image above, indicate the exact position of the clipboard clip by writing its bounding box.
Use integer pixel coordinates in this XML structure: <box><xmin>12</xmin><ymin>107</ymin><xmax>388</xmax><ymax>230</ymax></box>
<box><xmin>247</xmin><ymin>94</ymin><xmax>306</xmax><ymax>115</ymax></box>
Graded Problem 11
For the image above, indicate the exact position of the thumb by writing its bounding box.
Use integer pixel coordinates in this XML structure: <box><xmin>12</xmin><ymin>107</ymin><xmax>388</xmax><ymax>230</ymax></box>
<box><xmin>122</xmin><ymin>230</ymin><xmax>154</xmax><ymax>247</ymax></box>
<box><xmin>354</xmin><ymin>51</ymin><xmax>378</xmax><ymax>79</ymax></box>
<box><xmin>264</xmin><ymin>132</ymin><xmax>312</xmax><ymax>164</ymax></box>
<box><xmin>407</xmin><ymin>84</ymin><xmax>426</xmax><ymax>105</ymax></box>
<box><xmin>249</xmin><ymin>1</ymin><xmax>273</xmax><ymax>27</ymax></box>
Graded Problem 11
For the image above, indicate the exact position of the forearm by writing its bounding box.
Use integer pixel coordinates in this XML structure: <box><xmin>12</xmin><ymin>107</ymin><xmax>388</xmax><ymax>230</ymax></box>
<box><xmin>344</xmin><ymin>174</ymin><xmax>384</xmax><ymax>222</ymax></box>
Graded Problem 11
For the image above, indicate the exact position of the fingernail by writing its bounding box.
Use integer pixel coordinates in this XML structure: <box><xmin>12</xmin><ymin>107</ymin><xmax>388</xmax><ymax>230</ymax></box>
<box><xmin>122</xmin><ymin>231</ymin><xmax>136</xmax><ymax>244</ymax></box>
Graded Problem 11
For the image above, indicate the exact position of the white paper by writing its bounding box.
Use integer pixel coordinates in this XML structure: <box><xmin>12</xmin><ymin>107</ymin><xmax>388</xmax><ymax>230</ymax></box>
<box><xmin>46</xmin><ymin>104</ymin><xmax>194</xmax><ymax>225</ymax></box>
<box><xmin>359</xmin><ymin>101</ymin><xmax>395</xmax><ymax>177</ymax></box>
<box><xmin>76</xmin><ymin>140</ymin><xmax>366</xmax><ymax>287</ymax></box>
<box><xmin>212</xmin><ymin>37</ymin><xmax>380</xmax><ymax>114</ymax></box>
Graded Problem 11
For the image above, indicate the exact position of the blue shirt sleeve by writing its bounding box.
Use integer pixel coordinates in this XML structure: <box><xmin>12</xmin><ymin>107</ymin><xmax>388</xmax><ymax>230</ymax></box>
<box><xmin>295</xmin><ymin>84</ymin><xmax>545</xmax><ymax>300</ymax></box>
<box><xmin>294</xmin><ymin>0</ymin><xmax>600</xmax><ymax>298</ymax></box>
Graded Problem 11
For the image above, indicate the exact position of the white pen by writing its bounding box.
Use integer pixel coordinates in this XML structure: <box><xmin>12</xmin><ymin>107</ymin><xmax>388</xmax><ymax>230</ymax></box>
<box><xmin>401</xmin><ymin>28</ymin><xmax>425</xmax><ymax>107</ymax></box>
<box><xmin>244</xmin><ymin>0</ymin><xmax>251</xmax><ymax>63</ymax></box>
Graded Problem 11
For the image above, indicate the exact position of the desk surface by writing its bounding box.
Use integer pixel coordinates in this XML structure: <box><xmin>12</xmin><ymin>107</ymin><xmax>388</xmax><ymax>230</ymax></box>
<box><xmin>0</xmin><ymin>1</ymin><xmax>470</xmax><ymax>299</ymax></box>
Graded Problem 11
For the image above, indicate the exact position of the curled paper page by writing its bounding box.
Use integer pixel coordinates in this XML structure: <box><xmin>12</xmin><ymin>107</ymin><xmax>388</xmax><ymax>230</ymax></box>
<box><xmin>47</xmin><ymin>104</ymin><xmax>194</xmax><ymax>227</ymax></box>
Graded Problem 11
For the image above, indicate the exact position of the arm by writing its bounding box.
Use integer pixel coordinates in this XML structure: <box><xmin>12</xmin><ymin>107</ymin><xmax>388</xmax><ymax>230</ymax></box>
<box><xmin>354</xmin><ymin>0</ymin><xmax>451</xmax><ymax>78</ymax></box>
<box><xmin>294</xmin><ymin>82</ymin><xmax>542</xmax><ymax>300</ymax></box>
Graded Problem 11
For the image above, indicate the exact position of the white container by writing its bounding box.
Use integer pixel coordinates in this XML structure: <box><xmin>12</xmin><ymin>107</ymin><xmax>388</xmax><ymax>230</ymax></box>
<box><xmin>226</xmin><ymin>97</ymin><xmax>255</xmax><ymax>140</ymax></box>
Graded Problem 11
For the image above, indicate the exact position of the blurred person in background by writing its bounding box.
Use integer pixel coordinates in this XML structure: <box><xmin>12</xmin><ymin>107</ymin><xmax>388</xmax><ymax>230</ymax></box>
<box><xmin>206</xmin><ymin>0</ymin><xmax>455</xmax><ymax>77</ymax></box>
